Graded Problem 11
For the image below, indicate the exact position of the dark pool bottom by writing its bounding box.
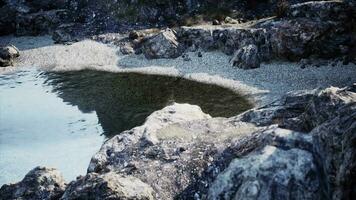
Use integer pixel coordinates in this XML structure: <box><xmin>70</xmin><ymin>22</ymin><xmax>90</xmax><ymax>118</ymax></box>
<box><xmin>0</xmin><ymin>69</ymin><xmax>252</xmax><ymax>185</ymax></box>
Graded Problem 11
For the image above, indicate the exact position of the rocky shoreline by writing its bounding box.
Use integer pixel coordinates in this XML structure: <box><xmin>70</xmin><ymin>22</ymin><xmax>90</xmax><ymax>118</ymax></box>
<box><xmin>0</xmin><ymin>0</ymin><xmax>355</xmax><ymax>199</ymax></box>
<box><xmin>1</xmin><ymin>85</ymin><xmax>355</xmax><ymax>199</ymax></box>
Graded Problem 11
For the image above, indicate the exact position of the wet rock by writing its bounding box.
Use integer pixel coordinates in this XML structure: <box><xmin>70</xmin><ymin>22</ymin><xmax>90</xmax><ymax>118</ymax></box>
<box><xmin>0</xmin><ymin>45</ymin><xmax>20</xmax><ymax>67</ymax></box>
<box><xmin>208</xmin><ymin>145</ymin><xmax>319</xmax><ymax>200</ymax></box>
<box><xmin>0</xmin><ymin>167</ymin><xmax>66</xmax><ymax>200</ymax></box>
<box><xmin>143</xmin><ymin>29</ymin><xmax>182</xmax><ymax>59</ymax></box>
<box><xmin>61</xmin><ymin>172</ymin><xmax>155</xmax><ymax>200</ymax></box>
<box><xmin>230</xmin><ymin>44</ymin><xmax>260</xmax><ymax>69</ymax></box>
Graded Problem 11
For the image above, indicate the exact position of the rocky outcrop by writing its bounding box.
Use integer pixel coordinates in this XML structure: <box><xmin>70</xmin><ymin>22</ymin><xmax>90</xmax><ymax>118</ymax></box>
<box><xmin>0</xmin><ymin>167</ymin><xmax>66</xmax><ymax>200</ymax></box>
<box><xmin>0</xmin><ymin>45</ymin><xmax>20</xmax><ymax>67</ymax></box>
<box><xmin>176</xmin><ymin>0</ymin><xmax>355</xmax><ymax>67</ymax></box>
<box><xmin>208</xmin><ymin>145</ymin><xmax>319</xmax><ymax>200</ymax></box>
<box><xmin>143</xmin><ymin>29</ymin><xmax>182</xmax><ymax>59</ymax></box>
<box><xmin>61</xmin><ymin>172</ymin><xmax>155</xmax><ymax>200</ymax></box>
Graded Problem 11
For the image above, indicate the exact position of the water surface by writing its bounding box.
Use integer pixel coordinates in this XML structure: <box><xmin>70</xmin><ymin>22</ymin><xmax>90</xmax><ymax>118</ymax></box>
<box><xmin>0</xmin><ymin>69</ymin><xmax>252</xmax><ymax>185</ymax></box>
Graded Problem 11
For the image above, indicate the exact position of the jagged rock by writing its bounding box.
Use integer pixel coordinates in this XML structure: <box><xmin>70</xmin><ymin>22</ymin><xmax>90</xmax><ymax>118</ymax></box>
<box><xmin>208</xmin><ymin>145</ymin><xmax>319</xmax><ymax>200</ymax></box>
<box><xmin>0</xmin><ymin>45</ymin><xmax>20</xmax><ymax>67</ymax></box>
<box><xmin>143</xmin><ymin>29</ymin><xmax>182</xmax><ymax>59</ymax></box>
<box><xmin>230</xmin><ymin>44</ymin><xmax>260</xmax><ymax>69</ymax></box>
<box><xmin>238</xmin><ymin>84</ymin><xmax>356</xmax><ymax>199</ymax></box>
<box><xmin>61</xmin><ymin>172</ymin><xmax>155</xmax><ymax>200</ymax></box>
<box><xmin>0</xmin><ymin>167</ymin><xmax>66</xmax><ymax>200</ymax></box>
<box><xmin>312</xmin><ymin>98</ymin><xmax>356</xmax><ymax>200</ymax></box>
<box><xmin>87</xmin><ymin>103</ymin><xmax>262</xmax><ymax>199</ymax></box>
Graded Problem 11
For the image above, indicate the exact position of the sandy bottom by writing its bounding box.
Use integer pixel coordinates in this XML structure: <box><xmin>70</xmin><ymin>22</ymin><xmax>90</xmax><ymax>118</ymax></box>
<box><xmin>1</xmin><ymin>35</ymin><xmax>356</xmax><ymax>106</ymax></box>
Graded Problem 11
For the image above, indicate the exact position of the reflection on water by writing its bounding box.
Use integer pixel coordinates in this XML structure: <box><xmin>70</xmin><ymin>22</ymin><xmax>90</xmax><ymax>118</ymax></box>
<box><xmin>45</xmin><ymin>70</ymin><xmax>252</xmax><ymax>137</ymax></box>
<box><xmin>0</xmin><ymin>69</ymin><xmax>252</xmax><ymax>185</ymax></box>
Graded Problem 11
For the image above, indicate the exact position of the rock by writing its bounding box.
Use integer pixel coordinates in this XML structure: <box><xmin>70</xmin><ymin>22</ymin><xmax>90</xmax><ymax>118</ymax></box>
<box><xmin>197</xmin><ymin>51</ymin><xmax>203</xmax><ymax>57</ymax></box>
<box><xmin>143</xmin><ymin>29</ymin><xmax>182</xmax><ymax>59</ymax></box>
<box><xmin>224</xmin><ymin>16</ymin><xmax>239</xmax><ymax>24</ymax></box>
<box><xmin>312</xmin><ymin>95</ymin><xmax>356</xmax><ymax>199</ymax></box>
<box><xmin>27</xmin><ymin>0</ymin><xmax>69</xmax><ymax>12</ymax></box>
<box><xmin>120</xmin><ymin>43</ymin><xmax>135</xmax><ymax>55</ymax></box>
<box><xmin>16</xmin><ymin>9</ymin><xmax>70</xmax><ymax>36</ymax></box>
<box><xmin>230</xmin><ymin>44</ymin><xmax>260</xmax><ymax>69</ymax></box>
<box><xmin>0</xmin><ymin>167</ymin><xmax>66</xmax><ymax>200</ymax></box>
<box><xmin>208</xmin><ymin>145</ymin><xmax>319</xmax><ymax>200</ymax></box>
<box><xmin>182</xmin><ymin>53</ymin><xmax>191</xmax><ymax>61</ymax></box>
<box><xmin>0</xmin><ymin>5</ymin><xmax>17</xmax><ymax>36</ymax></box>
<box><xmin>212</xmin><ymin>19</ymin><xmax>221</xmax><ymax>25</ymax></box>
<box><xmin>61</xmin><ymin>172</ymin><xmax>155</xmax><ymax>200</ymax></box>
<box><xmin>129</xmin><ymin>30</ymin><xmax>144</xmax><ymax>40</ymax></box>
<box><xmin>0</xmin><ymin>45</ymin><xmax>20</xmax><ymax>67</ymax></box>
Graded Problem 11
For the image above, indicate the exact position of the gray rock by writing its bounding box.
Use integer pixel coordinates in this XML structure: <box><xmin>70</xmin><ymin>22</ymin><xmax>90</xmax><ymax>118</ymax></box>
<box><xmin>312</xmin><ymin>98</ymin><xmax>356</xmax><ymax>200</ymax></box>
<box><xmin>143</xmin><ymin>29</ymin><xmax>182</xmax><ymax>59</ymax></box>
<box><xmin>0</xmin><ymin>166</ymin><xmax>66</xmax><ymax>200</ymax></box>
<box><xmin>0</xmin><ymin>45</ymin><xmax>20</xmax><ymax>67</ymax></box>
<box><xmin>212</xmin><ymin>20</ymin><xmax>221</xmax><ymax>25</ymax></box>
<box><xmin>15</xmin><ymin>9</ymin><xmax>70</xmax><ymax>36</ymax></box>
<box><xmin>61</xmin><ymin>172</ymin><xmax>155</xmax><ymax>200</ymax></box>
<box><xmin>120</xmin><ymin>43</ymin><xmax>135</xmax><ymax>55</ymax></box>
<box><xmin>224</xmin><ymin>16</ymin><xmax>239</xmax><ymax>24</ymax></box>
<box><xmin>230</xmin><ymin>44</ymin><xmax>260</xmax><ymax>69</ymax></box>
<box><xmin>208</xmin><ymin>145</ymin><xmax>319</xmax><ymax>200</ymax></box>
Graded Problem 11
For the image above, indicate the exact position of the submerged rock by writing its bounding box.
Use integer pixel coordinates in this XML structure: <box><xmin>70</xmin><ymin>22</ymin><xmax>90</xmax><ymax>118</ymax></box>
<box><xmin>0</xmin><ymin>45</ymin><xmax>20</xmax><ymax>67</ymax></box>
<box><xmin>61</xmin><ymin>172</ymin><xmax>155</xmax><ymax>200</ymax></box>
<box><xmin>143</xmin><ymin>29</ymin><xmax>182</xmax><ymax>59</ymax></box>
<box><xmin>0</xmin><ymin>167</ymin><xmax>66</xmax><ymax>200</ymax></box>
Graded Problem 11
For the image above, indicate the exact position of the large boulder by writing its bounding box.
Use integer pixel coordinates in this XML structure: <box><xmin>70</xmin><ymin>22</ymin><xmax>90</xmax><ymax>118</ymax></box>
<box><xmin>230</xmin><ymin>44</ymin><xmax>260</xmax><ymax>69</ymax></box>
<box><xmin>0</xmin><ymin>45</ymin><xmax>20</xmax><ymax>67</ymax></box>
<box><xmin>143</xmin><ymin>29</ymin><xmax>182</xmax><ymax>59</ymax></box>
<box><xmin>87</xmin><ymin>102</ymin><xmax>321</xmax><ymax>199</ymax></box>
<box><xmin>208</xmin><ymin>145</ymin><xmax>319</xmax><ymax>200</ymax></box>
<box><xmin>0</xmin><ymin>167</ymin><xmax>66</xmax><ymax>200</ymax></box>
<box><xmin>61</xmin><ymin>172</ymin><xmax>155</xmax><ymax>200</ymax></box>
<box><xmin>311</xmin><ymin>85</ymin><xmax>356</xmax><ymax>200</ymax></box>
<box><xmin>239</xmin><ymin>84</ymin><xmax>356</xmax><ymax>199</ymax></box>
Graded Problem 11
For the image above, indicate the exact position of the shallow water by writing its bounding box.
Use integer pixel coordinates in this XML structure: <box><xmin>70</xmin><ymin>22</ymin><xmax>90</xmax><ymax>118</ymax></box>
<box><xmin>0</xmin><ymin>69</ymin><xmax>252</xmax><ymax>185</ymax></box>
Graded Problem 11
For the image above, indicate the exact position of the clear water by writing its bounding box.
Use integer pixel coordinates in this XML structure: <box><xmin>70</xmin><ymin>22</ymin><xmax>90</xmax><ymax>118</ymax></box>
<box><xmin>0</xmin><ymin>69</ymin><xmax>252</xmax><ymax>186</ymax></box>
